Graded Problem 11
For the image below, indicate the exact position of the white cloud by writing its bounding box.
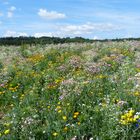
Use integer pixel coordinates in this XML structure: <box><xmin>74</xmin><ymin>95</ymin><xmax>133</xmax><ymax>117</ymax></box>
<box><xmin>93</xmin><ymin>36</ymin><xmax>98</xmax><ymax>40</ymax></box>
<box><xmin>4</xmin><ymin>31</ymin><xmax>28</xmax><ymax>37</ymax></box>
<box><xmin>58</xmin><ymin>22</ymin><xmax>120</xmax><ymax>36</ymax></box>
<box><xmin>32</xmin><ymin>22</ymin><xmax>120</xmax><ymax>38</ymax></box>
<box><xmin>38</xmin><ymin>9</ymin><xmax>66</xmax><ymax>20</ymax></box>
<box><xmin>34</xmin><ymin>32</ymin><xmax>54</xmax><ymax>37</ymax></box>
<box><xmin>7</xmin><ymin>11</ymin><xmax>13</xmax><ymax>18</ymax></box>
<box><xmin>9</xmin><ymin>6</ymin><xmax>16</xmax><ymax>11</ymax></box>
<box><xmin>7</xmin><ymin>6</ymin><xmax>16</xmax><ymax>18</ymax></box>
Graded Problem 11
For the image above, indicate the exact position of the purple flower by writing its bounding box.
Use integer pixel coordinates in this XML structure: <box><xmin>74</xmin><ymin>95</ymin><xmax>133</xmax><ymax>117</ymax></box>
<box><xmin>138</xmin><ymin>119</ymin><xmax>140</xmax><ymax>123</ymax></box>
<box><xmin>0</xmin><ymin>84</ymin><xmax>4</xmax><ymax>87</ymax></box>
<box><xmin>135</xmin><ymin>123</ymin><xmax>139</xmax><ymax>128</ymax></box>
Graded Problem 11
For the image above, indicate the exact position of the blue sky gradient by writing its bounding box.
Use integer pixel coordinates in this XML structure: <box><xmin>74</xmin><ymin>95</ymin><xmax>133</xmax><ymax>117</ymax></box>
<box><xmin>0</xmin><ymin>0</ymin><xmax>140</xmax><ymax>39</ymax></box>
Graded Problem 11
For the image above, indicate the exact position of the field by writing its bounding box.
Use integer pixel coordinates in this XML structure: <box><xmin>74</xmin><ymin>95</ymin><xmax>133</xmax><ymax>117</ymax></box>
<box><xmin>0</xmin><ymin>41</ymin><xmax>140</xmax><ymax>140</ymax></box>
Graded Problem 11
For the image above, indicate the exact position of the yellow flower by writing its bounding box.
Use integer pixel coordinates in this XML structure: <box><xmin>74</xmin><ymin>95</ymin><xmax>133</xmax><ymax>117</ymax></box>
<box><xmin>120</xmin><ymin>120</ymin><xmax>128</xmax><ymax>125</ymax></box>
<box><xmin>57</xmin><ymin>102</ymin><xmax>61</xmax><ymax>105</ymax></box>
<box><xmin>134</xmin><ymin>91</ymin><xmax>139</xmax><ymax>96</ymax></box>
<box><xmin>67</xmin><ymin>103</ymin><xmax>70</xmax><ymax>106</ymax></box>
<box><xmin>10</xmin><ymin>104</ymin><xmax>14</xmax><ymax>107</ymax></box>
<box><xmin>73</xmin><ymin>115</ymin><xmax>77</xmax><ymax>118</ymax></box>
<box><xmin>129</xmin><ymin>118</ymin><xmax>133</xmax><ymax>122</ymax></box>
<box><xmin>4</xmin><ymin>129</ymin><xmax>10</xmax><ymax>135</ymax></box>
<box><xmin>74</xmin><ymin>112</ymin><xmax>79</xmax><ymax>116</ymax></box>
<box><xmin>56</xmin><ymin>106</ymin><xmax>61</xmax><ymax>109</ymax></box>
<box><xmin>77</xmin><ymin>122</ymin><xmax>81</xmax><ymax>125</ymax></box>
<box><xmin>121</xmin><ymin>115</ymin><xmax>126</xmax><ymax>120</ymax></box>
<box><xmin>21</xmin><ymin>94</ymin><xmax>25</xmax><ymax>97</ymax></box>
<box><xmin>133</xmin><ymin>118</ymin><xmax>137</xmax><ymax>122</ymax></box>
<box><xmin>62</xmin><ymin>116</ymin><xmax>67</xmax><ymax>120</ymax></box>
<box><xmin>64</xmin><ymin>127</ymin><xmax>68</xmax><ymax>131</ymax></box>
<box><xmin>126</xmin><ymin>113</ymin><xmax>132</xmax><ymax>118</ymax></box>
<box><xmin>52</xmin><ymin>132</ymin><xmax>58</xmax><ymax>136</ymax></box>
<box><xmin>47</xmin><ymin>106</ymin><xmax>50</xmax><ymax>109</ymax></box>
<box><xmin>58</xmin><ymin>110</ymin><xmax>62</xmax><ymax>113</ymax></box>
<box><xmin>4</xmin><ymin>123</ymin><xmax>10</xmax><ymax>127</ymax></box>
<box><xmin>129</xmin><ymin>109</ymin><xmax>135</xmax><ymax>114</ymax></box>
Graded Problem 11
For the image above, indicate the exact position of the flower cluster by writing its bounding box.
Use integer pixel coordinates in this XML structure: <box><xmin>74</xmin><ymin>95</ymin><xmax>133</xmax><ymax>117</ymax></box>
<box><xmin>120</xmin><ymin>109</ymin><xmax>140</xmax><ymax>125</ymax></box>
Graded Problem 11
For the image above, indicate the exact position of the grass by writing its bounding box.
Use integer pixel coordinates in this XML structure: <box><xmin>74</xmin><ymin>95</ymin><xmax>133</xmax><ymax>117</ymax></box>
<box><xmin>0</xmin><ymin>41</ymin><xmax>140</xmax><ymax>140</ymax></box>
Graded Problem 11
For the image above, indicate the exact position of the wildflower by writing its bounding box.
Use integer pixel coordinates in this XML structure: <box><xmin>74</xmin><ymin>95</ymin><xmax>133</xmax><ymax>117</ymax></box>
<box><xmin>4</xmin><ymin>129</ymin><xmax>10</xmax><ymax>135</ymax></box>
<box><xmin>56</xmin><ymin>106</ymin><xmax>61</xmax><ymax>110</ymax></box>
<box><xmin>135</xmin><ymin>123</ymin><xmax>139</xmax><ymax>128</ymax></box>
<box><xmin>74</xmin><ymin>112</ymin><xmax>79</xmax><ymax>116</ymax></box>
<box><xmin>134</xmin><ymin>91</ymin><xmax>140</xmax><ymax>96</ymax></box>
<box><xmin>57</xmin><ymin>102</ymin><xmax>61</xmax><ymax>105</ymax></box>
<box><xmin>73</xmin><ymin>112</ymin><xmax>80</xmax><ymax>118</ymax></box>
<box><xmin>58</xmin><ymin>110</ymin><xmax>62</xmax><ymax>113</ymax></box>
<box><xmin>52</xmin><ymin>132</ymin><xmax>58</xmax><ymax>136</ymax></box>
<box><xmin>77</xmin><ymin>122</ymin><xmax>81</xmax><ymax>125</ymax></box>
<box><xmin>10</xmin><ymin>104</ymin><xmax>14</xmax><ymax>107</ymax></box>
<box><xmin>73</xmin><ymin>115</ymin><xmax>77</xmax><ymax>118</ymax></box>
<box><xmin>4</xmin><ymin>123</ymin><xmax>10</xmax><ymax>127</ymax></box>
<box><xmin>117</xmin><ymin>100</ymin><xmax>127</xmax><ymax>106</ymax></box>
<box><xmin>67</xmin><ymin>103</ymin><xmax>70</xmax><ymax>106</ymax></box>
<box><xmin>62</xmin><ymin>116</ymin><xmax>67</xmax><ymax>120</ymax></box>
<box><xmin>121</xmin><ymin>121</ymin><xmax>127</xmax><ymax>125</ymax></box>
<box><xmin>120</xmin><ymin>109</ymin><xmax>140</xmax><ymax>125</ymax></box>
<box><xmin>64</xmin><ymin>126</ymin><xmax>68</xmax><ymax>131</ymax></box>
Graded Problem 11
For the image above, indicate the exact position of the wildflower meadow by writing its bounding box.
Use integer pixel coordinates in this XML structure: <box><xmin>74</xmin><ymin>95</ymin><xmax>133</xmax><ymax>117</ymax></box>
<box><xmin>0</xmin><ymin>41</ymin><xmax>140</xmax><ymax>140</ymax></box>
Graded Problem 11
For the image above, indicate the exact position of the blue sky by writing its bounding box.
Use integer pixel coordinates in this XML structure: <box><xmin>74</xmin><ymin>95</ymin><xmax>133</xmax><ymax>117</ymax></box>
<box><xmin>0</xmin><ymin>0</ymin><xmax>140</xmax><ymax>39</ymax></box>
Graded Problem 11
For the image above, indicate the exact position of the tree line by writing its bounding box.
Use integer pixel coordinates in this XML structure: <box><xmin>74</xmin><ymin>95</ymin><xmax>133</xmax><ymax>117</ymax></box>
<box><xmin>0</xmin><ymin>36</ymin><xmax>140</xmax><ymax>46</ymax></box>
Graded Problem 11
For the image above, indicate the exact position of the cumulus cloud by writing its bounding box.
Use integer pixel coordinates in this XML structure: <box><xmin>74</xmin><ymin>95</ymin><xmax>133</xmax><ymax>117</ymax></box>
<box><xmin>38</xmin><ymin>9</ymin><xmax>66</xmax><ymax>20</ymax></box>
<box><xmin>3</xmin><ymin>22</ymin><xmax>120</xmax><ymax>38</ymax></box>
<box><xmin>58</xmin><ymin>22</ymin><xmax>120</xmax><ymax>36</ymax></box>
<box><xmin>32</xmin><ymin>22</ymin><xmax>120</xmax><ymax>38</ymax></box>
<box><xmin>7</xmin><ymin>6</ymin><xmax>16</xmax><ymax>18</ymax></box>
<box><xmin>4</xmin><ymin>30</ymin><xmax>28</xmax><ymax>37</ymax></box>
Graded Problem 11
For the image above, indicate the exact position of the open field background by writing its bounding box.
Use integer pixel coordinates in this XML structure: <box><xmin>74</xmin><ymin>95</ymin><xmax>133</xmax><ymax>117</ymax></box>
<box><xmin>0</xmin><ymin>41</ymin><xmax>140</xmax><ymax>139</ymax></box>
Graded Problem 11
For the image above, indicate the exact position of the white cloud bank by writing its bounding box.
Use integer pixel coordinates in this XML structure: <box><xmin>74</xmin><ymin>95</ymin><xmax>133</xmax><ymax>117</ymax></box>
<box><xmin>4</xmin><ymin>30</ymin><xmax>28</xmax><ymax>37</ymax></box>
<box><xmin>31</xmin><ymin>22</ymin><xmax>120</xmax><ymax>38</ymax></box>
<box><xmin>58</xmin><ymin>23</ymin><xmax>118</xmax><ymax>35</ymax></box>
<box><xmin>38</xmin><ymin>9</ymin><xmax>66</xmax><ymax>20</ymax></box>
<box><xmin>3</xmin><ymin>22</ymin><xmax>120</xmax><ymax>38</ymax></box>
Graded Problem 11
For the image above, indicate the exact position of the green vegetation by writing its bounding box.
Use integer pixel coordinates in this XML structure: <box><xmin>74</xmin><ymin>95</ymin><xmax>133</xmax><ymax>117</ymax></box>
<box><xmin>0</xmin><ymin>41</ymin><xmax>140</xmax><ymax>139</ymax></box>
